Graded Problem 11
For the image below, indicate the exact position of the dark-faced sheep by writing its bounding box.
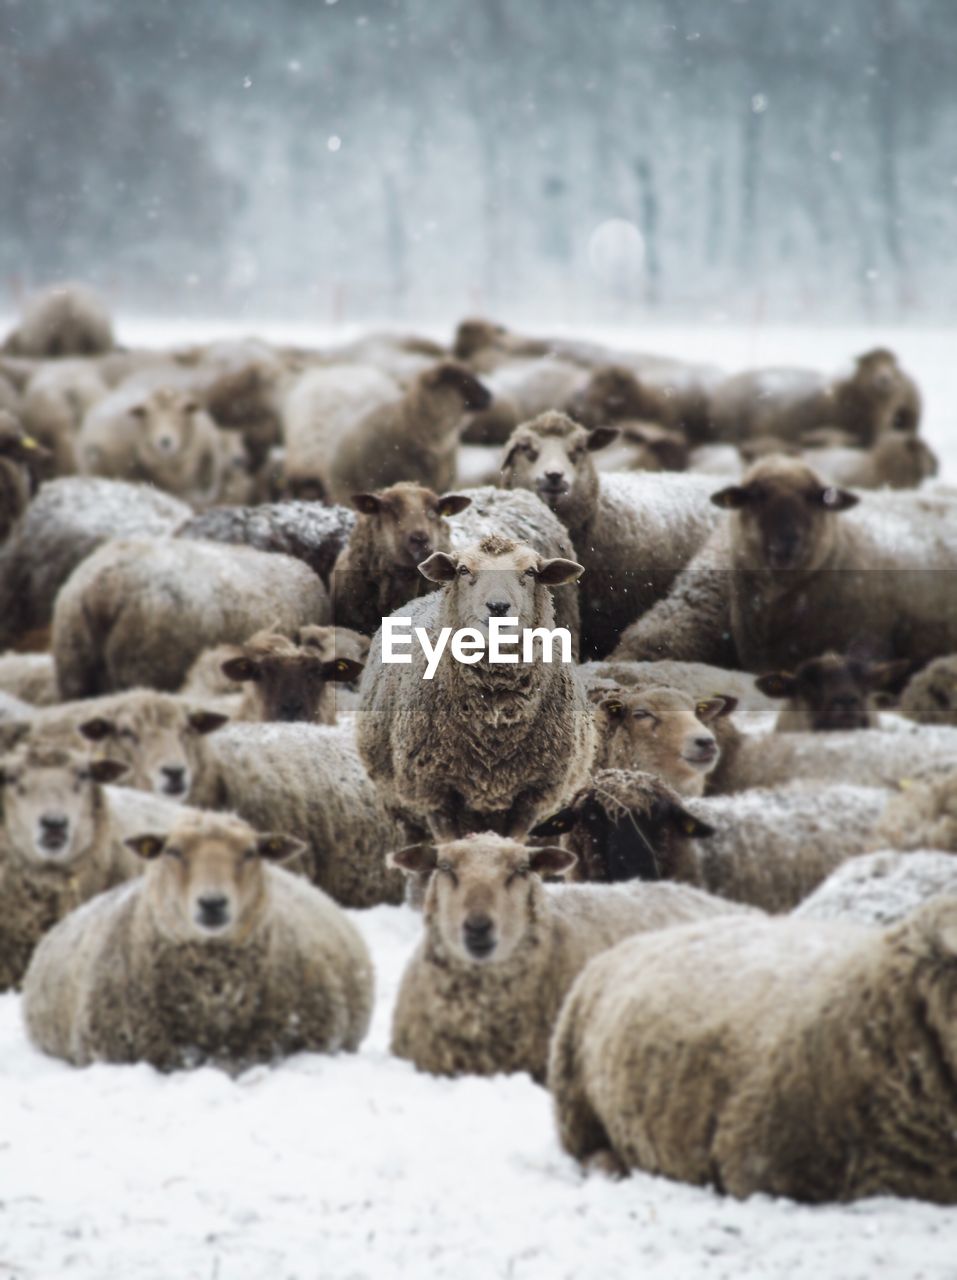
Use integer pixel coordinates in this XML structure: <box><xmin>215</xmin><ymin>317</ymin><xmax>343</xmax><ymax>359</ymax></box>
<box><xmin>755</xmin><ymin>651</ymin><xmax>911</xmax><ymax>731</ymax></box>
<box><xmin>220</xmin><ymin>628</ymin><xmax>363</xmax><ymax>724</ymax></box>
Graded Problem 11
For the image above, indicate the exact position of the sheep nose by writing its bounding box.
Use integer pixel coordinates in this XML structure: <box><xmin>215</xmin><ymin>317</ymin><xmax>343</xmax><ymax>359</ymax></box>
<box><xmin>161</xmin><ymin>766</ymin><xmax>187</xmax><ymax>795</ymax></box>
<box><xmin>197</xmin><ymin>895</ymin><xmax>229</xmax><ymax>928</ymax></box>
<box><xmin>486</xmin><ymin>600</ymin><xmax>511</xmax><ymax>617</ymax></box>
<box><xmin>693</xmin><ymin>736</ymin><xmax>715</xmax><ymax>752</ymax></box>
<box><xmin>463</xmin><ymin>914</ymin><xmax>495</xmax><ymax>957</ymax></box>
<box><xmin>278</xmin><ymin>701</ymin><xmax>307</xmax><ymax>722</ymax></box>
<box><xmin>544</xmin><ymin>470</ymin><xmax>565</xmax><ymax>484</ymax></box>
<box><xmin>407</xmin><ymin>531</ymin><xmax>432</xmax><ymax>555</ymax></box>
<box><xmin>41</xmin><ymin>814</ymin><xmax>68</xmax><ymax>834</ymax></box>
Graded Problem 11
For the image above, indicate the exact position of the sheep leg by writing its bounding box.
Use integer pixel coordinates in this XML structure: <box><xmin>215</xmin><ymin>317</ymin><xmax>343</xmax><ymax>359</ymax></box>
<box><xmin>502</xmin><ymin>790</ymin><xmax>548</xmax><ymax>839</ymax></box>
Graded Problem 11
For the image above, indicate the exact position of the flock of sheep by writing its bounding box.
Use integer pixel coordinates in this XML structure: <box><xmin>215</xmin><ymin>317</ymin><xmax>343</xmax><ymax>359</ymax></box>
<box><xmin>1</xmin><ymin>283</ymin><xmax>957</xmax><ymax>1207</ymax></box>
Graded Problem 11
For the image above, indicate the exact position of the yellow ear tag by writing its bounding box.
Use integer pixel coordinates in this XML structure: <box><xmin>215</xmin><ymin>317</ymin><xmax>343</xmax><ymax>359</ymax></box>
<box><xmin>22</xmin><ymin>437</ymin><xmax>38</xmax><ymax>449</ymax></box>
<box><xmin>337</xmin><ymin>660</ymin><xmax>350</xmax><ymax>672</ymax></box>
<box><xmin>898</xmin><ymin>778</ymin><xmax>913</xmax><ymax>790</ymax></box>
<box><xmin>684</xmin><ymin>818</ymin><xmax>699</xmax><ymax>834</ymax></box>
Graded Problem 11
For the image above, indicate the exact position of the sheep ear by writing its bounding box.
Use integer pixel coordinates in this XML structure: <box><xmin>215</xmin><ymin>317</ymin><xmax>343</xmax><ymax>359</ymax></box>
<box><xmin>125</xmin><ymin>833</ymin><xmax>167</xmax><ymax>860</ymax></box>
<box><xmin>669</xmin><ymin>804</ymin><xmax>715</xmax><ymax>839</ymax></box>
<box><xmin>418</xmin><ymin>552</ymin><xmax>458</xmax><ymax>583</ymax></box>
<box><xmin>320</xmin><ymin>658</ymin><xmax>364</xmax><ymax>683</ymax></box>
<box><xmin>500</xmin><ymin>441</ymin><xmax>524</xmax><ymax>470</ymax></box>
<box><xmin>436</xmin><ymin>493</ymin><xmax>472</xmax><ymax>517</ymax></box>
<box><xmin>529</xmin><ymin>807</ymin><xmax>578</xmax><ymax>837</ymax></box>
<box><xmin>351</xmin><ymin>492</ymin><xmax>383</xmax><ymax>515</ymax></box>
<box><xmin>754</xmin><ymin>671</ymin><xmax>797</xmax><ymax>699</ymax></box>
<box><xmin>188</xmin><ymin>710</ymin><xmax>229</xmax><ymax>735</ymax></box>
<box><xmin>528</xmin><ymin>846</ymin><xmax>577</xmax><ymax>877</ymax></box>
<box><xmin>86</xmin><ymin>759</ymin><xmax>128</xmax><ymax>784</ymax></box>
<box><xmin>386</xmin><ymin>843</ymin><xmax>438</xmax><ymax>875</ymax></box>
<box><xmin>815</xmin><ymin>486</ymin><xmax>859</xmax><ymax>512</ymax></box>
<box><xmin>867</xmin><ymin>659</ymin><xmax>912</xmax><ymax>693</ymax></box>
<box><xmin>255</xmin><ymin>833</ymin><xmax>307</xmax><ymax>863</ymax></box>
<box><xmin>586</xmin><ymin>426</ymin><xmax>620</xmax><ymax>452</ymax></box>
<box><xmin>711</xmin><ymin>484</ymin><xmax>751</xmax><ymax>510</ymax></box>
<box><xmin>695</xmin><ymin>695</ymin><xmax>738</xmax><ymax>721</ymax></box>
<box><xmin>535</xmin><ymin>557</ymin><xmax>584</xmax><ymax>586</ymax></box>
<box><xmin>78</xmin><ymin>716</ymin><xmax>115</xmax><ymax>742</ymax></box>
<box><xmin>598</xmin><ymin>696</ymin><xmax>626</xmax><ymax>719</ymax></box>
<box><xmin>221</xmin><ymin>656</ymin><xmax>261</xmax><ymax>683</ymax></box>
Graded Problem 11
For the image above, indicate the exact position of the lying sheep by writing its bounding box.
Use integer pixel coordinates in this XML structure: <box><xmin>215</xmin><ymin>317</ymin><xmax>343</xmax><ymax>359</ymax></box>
<box><xmin>196</xmin><ymin>722</ymin><xmax>405</xmax><ymax>908</ymax></box>
<box><xmin>77</xmin><ymin>385</ymin><xmax>229</xmax><ymax>506</ymax></box>
<box><xmin>706</xmin><ymin>347</ymin><xmax>921</xmax><ymax>446</ymax></box>
<box><xmin>614</xmin><ymin>455</ymin><xmax>957</xmax><ymax>670</ymax></box>
<box><xmin>755</xmin><ymin>651</ymin><xmax>911</xmax><ymax>731</ymax></box>
<box><xmin>872</xmin><ymin>768</ymin><xmax>957</xmax><ymax>852</ymax></box>
<box><xmin>0</xmin><ymin>744</ymin><xmax>131</xmax><ymax>989</ymax></box>
<box><xmin>548</xmin><ymin>897</ymin><xmax>957</xmax><ymax>1202</ymax></box>
<box><xmin>4</xmin><ymin>283</ymin><xmax>114</xmax><ymax>358</ymax></box>
<box><xmin>0</xmin><ymin>477</ymin><xmax>191</xmax><ymax>651</ymax></box>
<box><xmin>580</xmin><ymin>658</ymin><xmax>778</xmax><ymax>718</ymax></box>
<box><xmin>52</xmin><ymin>537</ymin><xmax>329</xmax><ymax>698</ymax></box>
<box><xmin>174</xmin><ymin>500</ymin><xmax>356</xmax><ymax>587</ymax></box>
<box><xmin>566</xmin><ymin>363</ymin><xmax>717</xmax><ymax>444</ymax></box>
<box><xmin>358</xmin><ymin>535</ymin><xmax>594</xmax><ymax>840</ymax></box>
<box><xmin>462</xmin><ymin>356</ymin><xmax>587</xmax><ymax>446</ymax></box>
<box><xmin>330</xmin><ymin>484</ymin><xmax>472</xmax><ymax>635</ymax></box>
<box><xmin>499</xmin><ymin>411</ymin><xmax>720</xmax><ymax>657</ymax></box>
<box><xmin>23</xmin><ymin>810</ymin><xmax>374</xmax><ymax>1071</ymax></box>
<box><xmin>0</xmin><ymin>413</ymin><xmax>51</xmax><ymax>542</ymax></box>
<box><xmin>21</xmin><ymin>358</ymin><xmax>109</xmax><ymax>474</ymax></box>
<box><xmin>596</xmin><ymin>422</ymin><xmax>690</xmax><ymax>474</ymax></box>
<box><xmin>219</xmin><ymin>628</ymin><xmax>363</xmax><ymax>724</ymax></box>
<box><xmin>793</xmin><ymin>849</ymin><xmax>957</xmax><ymax>925</ymax></box>
<box><xmin>389</xmin><ymin>833</ymin><xmax>754</xmax><ymax>1082</ymax></box>
<box><xmin>296</xmin><ymin>624</ymin><xmax>370</xmax><ymax>665</ymax></box>
<box><xmin>190</xmin><ymin>337</ymin><xmax>291</xmax><ymax>467</ymax></box>
<box><xmin>804</xmin><ymin>432</ymin><xmax>938</xmax><ymax>490</ymax></box>
<box><xmin>899</xmin><ymin>655</ymin><xmax>957</xmax><ymax>725</ymax></box>
<box><xmin>592</xmin><ymin>686</ymin><xmax>736</xmax><ymax>796</ymax></box>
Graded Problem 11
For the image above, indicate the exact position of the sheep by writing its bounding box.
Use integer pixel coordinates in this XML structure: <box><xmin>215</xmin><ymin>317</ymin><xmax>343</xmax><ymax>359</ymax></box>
<box><xmin>613</xmin><ymin>455</ymin><xmax>957</xmax><ymax>670</ymax></box>
<box><xmin>872</xmin><ymin>768</ymin><xmax>957</xmax><ymax>853</ymax></box>
<box><xmin>566</xmin><ymin>362</ymin><xmax>718</xmax><ymax>444</ymax></box>
<box><xmin>389</xmin><ymin>833</ymin><xmax>756</xmax><ymax>1081</ymax></box>
<box><xmin>22</xmin><ymin>810</ymin><xmax>374</xmax><ymax>1071</ymax></box>
<box><xmin>189</xmin><ymin>337</ymin><xmax>293</xmax><ymax>467</ymax></box>
<box><xmin>596</xmin><ymin>422</ymin><xmax>691</xmax><ymax>474</ymax></box>
<box><xmin>0</xmin><ymin>690</ymin><xmax>37</xmax><ymax>725</ymax></box>
<box><xmin>295</xmin><ymin>624</ymin><xmax>370</xmax><ymax>666</ymax></box>
<box><xmin>461</xmin><ymin>357</ymin><xmax>587</xmax><ymax>446</ymax></box>
<box><xmin>0</xmin><ymin>369</ymin><xmax>19</xmax><ymax>415</ymax></box>
<box><xmin>592</xmin><ymin>686</ymin><xmax>737</xmax><ymax>796</ymax></box>
<box><xmin>803</xmin><ymin>432</ymin><xmax>938</xmax><ymax>490</ymax></box>
<box><xmin>499</xmin><ymin>411</ymin><xmax>720</xmax><ymax>657</ymax></box>
<box><xmin>325</xmin><ymin>331</ymin><xmax>449</xmax><ymax>382</ymax></box>
<box><xmin>4</xmin><ymin>283</ymin><xmax>114</xmax><ymax>358</ymax></box>
<box><xmin>0</xmin><ymin>744</ymin><xmax>131</xmax><ymax>989</ymax></box>
<box><xmin>548</xmin><ymin>896</ymin><xmax>957</xmax><ymax>1202</ymax></box>
<box><xmin>20</xmin><ymin>359</ymin><xmax>109</xmax><ymax>475</ymax></box>
<box><xmin>706</xmin><ymin>347</ymin><xmax>922</xmax><ymax>446</ymax></box>
<box><xmin>357</xmin><ymin>535</ymin><xmax>595</xmax><ymax>841</ymax></box>
<box><xmin>76</xmin><ymin>384</ymin><xmax>230</xmax><ymax>506</ymax></box>
<box><xmin>899</xmin><ymin>655</ymin><xmax>957</xmax><ymax>725</ymax></box>
<box><xmin>793</xmin><ymin>850</ymin><xmax>957</xmax><ymax>925</ymax></box>
<box><xmin>52</xmin><ymin>537</ymin><xmax>329</xmax><ymax>699</ymax></box>
<box><xmin>192</xmin><ymin>721</ymin><xmax>405</xmax><ymax>908</ymax></box>
<box><xmin>580</xmin><ymin>658</ymin><xmax>778</xmax><ymax>719</ymax></box>
<box><xmin>0</xmin><ymin>413</ymin><xmax>52</xmax><ymax>541</ymax></box>
<box><xmin>174</xmin><ymin>500</ymin><xmax>356</xmax><ymax>587</ymax></box>
<box><xmin>0</xmin><ymin>477</ymin><xmax>191</xmax><ymax>651</ymax></box>
<box><xmin>218</xmin><ymin>628</ymin><xmax>363</xmax><ymax>724</ymax></box>
<box><xmin>754</xmin><ymin>651</ymin><xmax>912</xmax><ymax>731</ymax></box>
<box><xmin>330</xmin><ymin>484</ymin><xmax>472</xmax><ymax>635</ymax></box>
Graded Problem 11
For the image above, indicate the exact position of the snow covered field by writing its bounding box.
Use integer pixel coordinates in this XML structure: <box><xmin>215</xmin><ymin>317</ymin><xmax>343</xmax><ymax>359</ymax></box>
<box><xmin>2</xmin><ymin>325</ymin><xmax>957</xmax><ymax>1279</ymax></box>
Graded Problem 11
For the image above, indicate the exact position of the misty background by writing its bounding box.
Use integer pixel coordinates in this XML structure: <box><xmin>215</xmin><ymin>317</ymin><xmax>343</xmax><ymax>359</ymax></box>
<box><xmin>1</xmin><ymin>0</ymin><xmax>954</xmax><ymax>326</ymax></box>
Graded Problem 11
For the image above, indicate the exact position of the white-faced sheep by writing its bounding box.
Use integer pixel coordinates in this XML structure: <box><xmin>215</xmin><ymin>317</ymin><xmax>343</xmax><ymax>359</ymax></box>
<box><xmin>21</xmin><ymin>358</ymin><xmax>109</xmax><ymax>474</ymax></box>
<box><xmin>0</xmin><ymin>413</ymin><xmax>51</xmax><ymax>542</ymax></box>
<box><xmin>793</xmin><ymin>849</ymin><xmax>957</xmax><ymax>925</ymax></box>
<box><xmin>219</xmin><ymin>628</ymin><xmax>363</xmax><ymax>724</ymax></box>
<box><xmin>22</xmin><ymin>810</ymin><xmax>374</xmax><ymax>1071</ymax></box>
<box><xmin>0</xmin><ymin>477</ymin><xmax>191</xmax><ymax>651</ymax></box>
<box><xmin>499</xmin><ymin>411</ymin><xmax>720</xmax><ymax>657</ymax></box>
<box><xmin>4</xmin><ymin>284</ymin><xmax>114</xmax><ymax>358</ymax></box>
<box><xmin>52</xmin><ymin>537</ymin><xmax>329</xmax><ymax>699</ymax></box>
<box><xmin>389</xmin><ymin>833</ymin><xmax>755</xmax><ymax>1082</ymax></box>
<box><xmin>899</xmin><ymin>655</ymin><xmax>957</xmax><ymax>725</ymax></box>
<box><xmin>548</xmin><ymin>897</ymin><xmax>957</xmax><ymax>1202</ymax></box>
<box><xmin>613</xmin><ymin>455</ymin><xmax>957</xmax><ymax>670</ymax></box>
<box><xmin>357</xmin><ymin>535</ymin><xmax>594</xmax><ymax>840</ymax></box>
<box><xmin>754</xmin><ymin>650</ymin><xmax>912</xmax><ymax>731</ymax></box>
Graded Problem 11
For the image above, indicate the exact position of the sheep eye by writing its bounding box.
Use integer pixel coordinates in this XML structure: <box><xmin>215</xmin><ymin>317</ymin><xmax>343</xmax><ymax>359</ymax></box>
<box><xmin>457</xmin><ymin>565</ymin><xmax>471</xmax><ymax>578</ymax></box>
<box><xmin>164</xmin><ymin>847</ymin><xmax>184</xmax><ymax>862</ymax></box>
<box><xmin>426</xmin><ymin>510</ymin><xmax>438</xmax><ymax>521</ymax></box>
<box><xmin>436</xmin><ymin>860</ymin><xmax>458</xmax><ymax>885</ymax></box>
<box><xmin>523</xmin><ymin>567</ymin><xmax>536</xmax><ymax>578</ymax></box>
<box><xmin>633</xmin><ymin>709</ymin><xmax>654</xmax><ymax>722</ymax></box>
<box><xmin>524</xmin><ymin>447</ymin><xmax>539</xmax><ymax>461</ymax></box>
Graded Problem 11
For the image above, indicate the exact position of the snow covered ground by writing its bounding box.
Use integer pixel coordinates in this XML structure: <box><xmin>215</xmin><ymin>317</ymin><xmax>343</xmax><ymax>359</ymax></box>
<box><xmin>1</xmin><ymin>325</ymin><xmax>957</xmax><ymax>1279</ymax></box>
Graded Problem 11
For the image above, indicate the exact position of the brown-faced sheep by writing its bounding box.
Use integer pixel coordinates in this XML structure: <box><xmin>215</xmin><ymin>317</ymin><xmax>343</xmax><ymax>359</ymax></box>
<box><xmin>4</xmin><ymin>284</ymin><xmax>114</xmax><ymax>358</ymax></box>
<box><xmin>793</xmin><ymin>849</ymin><xmax>957</xmax><ymax>925</ymax></box>
<box><xmin>754</xmin><ymin>651</ymin><xmax>911</xmax><ymax>731</ymax></box>
<box><xmin>389</xmin><ymin>833</ymin><xmax>756</xmax><ymax>1083</ymax></box>
<box><xmin>706</xmin><ymin>347</ymin><xmax>922</xmax><ymax>446</ymax></box>
<box><xmin>0</xmin><ymin>477</ymin><xmax>191</xmax><ymax>651</ymax></box>
<box><xmin>23</xmin><ymin>810</ymin><xmax>374</xmax><ymax>1071</ymax></box>
<box><xmin>219</xmin><ymin>628</ymin><xmax>363</xmax><ymax>724</ymax></box>
<box><xmin>899</xmin><ymin>655</ymin><xmax>957</xmax><ymax>725</ymax></box>
<box><xmin>592</xmin><ymin>686</ymin><xmax>736</xmax><ymax>796</ymax></box>
<box><xmin>357</xmin><ymin>535</ymin><xmax>594</xmax><ymax>840</ymax></box>
<box><xmin>804</xmin><ymin>433</ymin><xmax>938</xmax><ymax>490</ymax></box>
<box><xmin>613</xmin><ymin>455</ymin><xmax>957</xmax><ymax>670</ymax></box>
<box><xmin>499</xmin><ymin>411</ymin><xmax>720</xmax><ymax>657</ymax></box>
<box><xmin>52</xmin><ymin>538</ymin><xmax>329</xmax><ymax>699</ymax></box>
<box><xmin>0</xmin><ymin>413</ymin><xmax>51</xmax><ymax>541</ymax></box>
<box><xmin>566</xmin><ymin>362</ymin><xmax>718</xmax><ymax>444</ymax></box>
<box><xmin>0</xmin><ymin>744</ymin><xmax>131</xmax><ymax>989</ymax></box>
<box><xmin>20</xmin><ymin>358</ymin><xmax>109</xmax><ymax>474</ymax></box>
<box><xmin>548</xmin><ymin>897</ymin><xmax>957</xmax><ymax>1202</ymax></box>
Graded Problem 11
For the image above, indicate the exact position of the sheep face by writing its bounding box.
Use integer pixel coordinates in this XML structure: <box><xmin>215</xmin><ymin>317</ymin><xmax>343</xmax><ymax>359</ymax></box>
<box><xmin>756</xmin><ymin>651</ymin><xmax>910</xmax><ymax>732</ymax></box>
<box><xmin>712</xmin><ymin>457</ymin><xmax>858</xmax><ymax>573</ymax></box>
<box><xmin>349</xmin><ymin>484</ymin><xmax>470</xmax><ymax>570</ymax></box>
<box><xmin>392</xmin><ymin>834</ymin><xmax>575</xmax><ymax>965</ymax></box>
<box><xmin>0</xmin><ymin>747</ymin><xmax>125</xmax><ymax>869</ymax></box>
<box><xmin>419</xmin><ymin>535</ymin><xmax>582</xmax><ymax>634</ymax></box>
<box><xmin>594</xmin><ymin>687</ymin><xmax>736</xmax><ymax>796</ymax></box>
<box><xmin>531</xmin><ymin>769</ymin><xmax>714</xmax><ymax>883</ymax></box>
<box><xmin>126</xmin><ymin>815</ymin><xmax>304</xmax><ymax>943</ymax></box>
<box><xmin>221</xmin><ymin>632</ymin><xmax>363</xmax><ymax>722</ymax></box>
<box><xmin>851</xmin><ymin>348</ymin><xmax>920</xmax><ymax>436</ymax></box>
<box><xmin>452</xmin><ymin>318</ymin><xmax>510</xmax><ymax>361</ymax></box>
<box><xmin>500</xmin><ymin>411</ymin><xmax>618</xmax><ymax>524</ymax></box>
<box><xmin>567</xmin><ymin>366</ymin><xmax>650</xmax><ymax>428</ymax></box>
<box><xmin>79</xmin><ymin>703</ymin><xmax>227</xmax><ymax>799</ymax></box>
<box><xmin>128</xmin><ymin>389</ymin><xmax>216</xmax><ymax>488</ymax></box>
<box><xmin>296</xmin><ymin>625</ymin><xmax>370</xmax><ymax>666</ymax></box>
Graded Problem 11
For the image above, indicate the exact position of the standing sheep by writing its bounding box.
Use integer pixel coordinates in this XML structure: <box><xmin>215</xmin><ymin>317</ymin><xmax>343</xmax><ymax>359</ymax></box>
<box><xmin>23</xmin><ymin>811</ymin><xmax>374</xmax><ymax>1071</ymax></box>
<box><xmin>548</xmin><ymin>897</ymin><xmax>957</xmax><ymax>1202</ymax></box>
<box><xmin>52</xmin><ymin>538</ymin><xmax>329</xmax><ymax>698</ymax></box>
<box><xmin>4</xmin><ymin>284</ymin><xmax>114</xmax><ymax>358</ymax></box>
<box><xmin>389</xmin><ymin>833</ymin><xmax>756</xmax><ymax>1082</ymax></box>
